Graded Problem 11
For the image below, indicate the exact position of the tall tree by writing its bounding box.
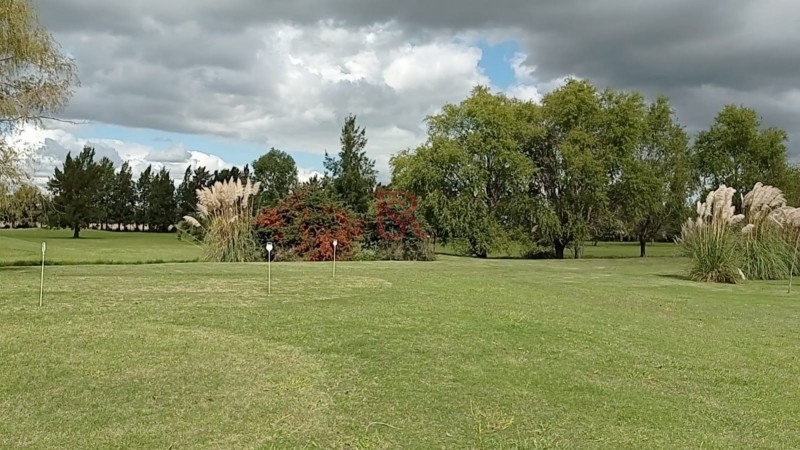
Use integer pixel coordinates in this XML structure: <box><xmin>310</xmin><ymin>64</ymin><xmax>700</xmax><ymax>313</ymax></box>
<box><xmin>95</xmin><ymin>157</ymin><xmax>116</xmax><ymax>230</ymax></box>
<box><xmin>1</xmin><ymin>0</ymin><xmax>78</xmax><ymax>190</ymax></box>
<box><xmin>694</xmin><ymin>105</ymin><xmax>789</xmax><ymax>208</ymax></box>
<box><xmin>6</xmin><ymin>184</ymin><xmax>43</xmax><ymax>227</ymax></box>
<box><xmin>148</xmin><ymin>167</ymin><xmax>176</xmax><ymax>232</ymax></box>
<box><xmin>136</xmin><ymin>165</ymin><xmax>153</xmax><ymax>231</ymax></box>
<box><xmin>392</xmin><ymin>87</ymin><xmax>534</xmax><ymax>257</ymax></box>
<box><xmin>324</xmin><ymin>114</ymin><xmax>377</xmax><ymax>214</ymax></box>
<box><xmin>252</xmin><ymin>148</ymin><xmax>298</xmax><ymax>207</ymax></box>
<box><xmin>111</xmin><ymin>161</ymin><xmax>136</xmax><ymax>230</ymax></box>
<box><xmin>613</xmin><ymin>96</ymin><xmax>692</xmax><ymax>257</ymax></box>
<box><xmin>176</xmin><ymin>165</ymin><xmax>212</xmax><ymax>218</ymax></box>
<box><xmin>523</xmin><ymin>79</ymin><xmax>611</xmax><ymax>259</ymax></box>
<box><xmin>47</xmin><ymin>146</ymin><xmax>99</xmax><ymax>238</ymax></box>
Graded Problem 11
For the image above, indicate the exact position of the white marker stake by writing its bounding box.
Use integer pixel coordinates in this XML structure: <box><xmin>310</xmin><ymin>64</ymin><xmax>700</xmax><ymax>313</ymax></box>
<box><xmin>332</xmin><ymin>239</ymin><xmax>338</xmax><ymax>279</ymax></box>
<box><xmin>39</xmin><ymin>242</ymin><xmax>46</xmax><ymax>307</ymax></box>
<box><xmin>266</xmin><ymin>242</ymin><xmax>273</xmax><ymax>295</ymax></box>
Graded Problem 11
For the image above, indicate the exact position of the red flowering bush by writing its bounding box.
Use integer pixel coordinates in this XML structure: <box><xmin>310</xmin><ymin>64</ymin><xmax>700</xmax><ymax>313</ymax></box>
<box><xmin>254</xmin><ymin>185</ymin><xmax>362</xmax><ymax>261</ymax></box>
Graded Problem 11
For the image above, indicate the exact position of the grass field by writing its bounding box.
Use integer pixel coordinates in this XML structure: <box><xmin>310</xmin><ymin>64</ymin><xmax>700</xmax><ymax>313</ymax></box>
<box><xmin>3</xmin><ymin>247</ymin><xmax>800</xmax><ymax>448</ymax></box>
<box><xmin>0</xmin><ymin>229</ymin><xmax>201</xmax><ymax>265</ymax></box>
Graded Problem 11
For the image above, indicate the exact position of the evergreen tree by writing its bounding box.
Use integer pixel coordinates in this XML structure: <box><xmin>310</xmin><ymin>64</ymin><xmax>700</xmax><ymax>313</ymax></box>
<box><xmin>96</xmin><ymin>157</ymin><xmax>116</xmax><ymax>230</ymax></box>
<box><xmin>148</xmin><ymin>167</ymin><xmax>176</xmax><ymax>232</ymax></box>
<box><xmin>324</xmin><ymin>114</ymin><xmax>377</xmax><ymax>214</ymax></box>
<box><xmin>47</xmin><ymin>146</ymin><xmax>100</xmax><ymax>238</ymax></box>
<box><xmin>112</xmin><ymin>162</ymin><xmax>136</xmax><ymax>230</ymax></box>
<box><xmin>136</xmin><ymin>165</ymin><xmax>153</xmax><ymax>231</ymax></box>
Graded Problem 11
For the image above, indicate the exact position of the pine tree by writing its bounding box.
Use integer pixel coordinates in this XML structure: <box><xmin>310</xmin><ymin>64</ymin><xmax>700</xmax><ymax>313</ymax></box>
<box><xmin>148</xmin><ymin>167</ymin><xmax>176</xmax><ymax>232</ymax></box>
<box><xmin>112</xmin><ymin>162</ymin><xmax>136</xmax><ymax>230</ymax></box>
<box><xmin>95</xmin><ymin>157</ymin><xmax>116</xmax><ymax>230</ymax></box>
<box><xmin>136</xmin><ymin>165</ymin><xmax>153</xmax><ymax>231</ymax></box>
<box><xmin>47</xmin><ymin>146</ymin><xmax>100</xmax><ymax>238</ymax></box>
<box><xmin>323</xmin><ymin>114</ymin><xmax>377</xmax><ymax>214</ymax></box>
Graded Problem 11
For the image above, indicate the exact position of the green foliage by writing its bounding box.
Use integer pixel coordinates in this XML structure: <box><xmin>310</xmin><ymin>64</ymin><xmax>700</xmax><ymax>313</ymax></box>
<box><xmin>176</xmin><ymin>165</ymin><xmax>212</xmax><ymax>220</ymax></box>
<box><xmin>694</xmin><ymin>105</ymin><xmax>790</xmax><ymax>208</ymax></box>
<box><xmin>252</xmin><ymin>148</ymin><xmax>298</xmax><ymax>208</ymax></box>
<box><xmin>255</xmin><ymin>183</ymin><xmax>363</xmax><ymax>261</ymax></box>
<box><xmin>47</xmin><ymin>146</ymin><xmax>101</xmax><ymax>238</ymax></box>
<box><xmin>185</xmin><ymin>178</ymin><xmax>261</xmax><ymax>262</ymax></box>
<box><xmin>148</xmin><ymin>167</ymin><xmax>176</xmax><ymax>232</ymax></box>
<box><xmin>392</xmin><ymin>86</ymin><xmax>533</xmax><ymax>258</ymax></box>
<box><xmin>360</xmin><ymin>196</ymin><xmax>435</xmax><ymax>261</ymax></box>
<box><xmin>740</xmin><ymin>226</ymin><xmax>792</xmax><ymax>281</ymax></box>
<box><xmin>111</xmin><ymin>162</ymin><xmax>136</xmax><ymax>228</ymax></box>
<box><xmin>324</xmin><ymin>114</ymin><xmax>377</xmax><ymax>214</ymax></box>
<box><xmin>679</xmin><ymin>186</ymin><xmax>745</xmax><ymax>284</ymax></box>
<box><xmin>682</xmin><ymin>223</ymin><xmax>743</xmax><ymax>284</ymax></box>
<box><xmin>135</xmin><ymin>165</ymin><xmax>153</xmax><ymax>230</ymax></box>
<box><xmin>612</xmin><ymin>95</ymin><xmax>693</xmax><ymax>257</ymax></box>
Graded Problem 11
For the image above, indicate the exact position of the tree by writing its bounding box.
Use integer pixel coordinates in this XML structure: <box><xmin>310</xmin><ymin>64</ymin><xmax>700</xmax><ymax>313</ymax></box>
<box><xmin>135</xmin><ymin>165</ymin><xmax>153</xmax><ymax>230</ymax></box>
<box><xmin>391</xmin><ymin>87</ymin><xmax>534</xmax><ymax>258</ymax></box>
<box><xmin>613</xmin><ymin>96</ymin><xmax>692</xmax><ymax>257</ymax></box>
<box><xmin>1</xmin><ymin>0</ymin><xmax>78</xmax><ymax>190</ymax></box>
<box><xmin>694</xmin><ymin>105</ymin><xmax>790</xmax><ymax>208</ymax></box>
<box><xmin>95</xmin><ymin>157</ymin><xmax>116</xmax><ymax>230</ymax></box>
<box><xmin>524</xmin><ymin>79</ymin><xmax>611</xmax><ymax>259</ymax></box>
<box><xmin>252</xmin><ymin>148</ymin><xmax>298</xmax><ymax>207</ymax></box>
<box><xmin>324</xmin><ymin>114</ymin><xmax>377</xmax><ymax>214</ymax></box>
<box><xmin>6</xmin><ymin>184</ymin><xmax>42</xmax><ymax>227</ymax></box>
<box><xmin>111</xmin><ymin>161</ymin><xmax>136</xmax><ymax>230</ymax></box>
<box><xmin>47</xmin><ymin>146</ymin><xmax>99</xmax><ymax>238</ymax></box>
<box><xmin>148</xmin><ymin>167</ymin><xmax>176</xmax><ymax>232</ymax></box>
<box><xmin>176</xmin><ymin>165</ymin><xmax>212</xmax><ymax>219</ymax></box>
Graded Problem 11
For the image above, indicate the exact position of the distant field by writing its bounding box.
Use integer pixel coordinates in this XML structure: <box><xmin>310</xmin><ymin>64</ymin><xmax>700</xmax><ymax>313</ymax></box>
<box><xmin>0</xmin><ymin>229</ymin><xmax>201</xmax><ymax>266</ymax></box>
<box><xmin>2</xmin><ymin>257</ymin><xmax>800</xmax><ymax>448</ymax></box>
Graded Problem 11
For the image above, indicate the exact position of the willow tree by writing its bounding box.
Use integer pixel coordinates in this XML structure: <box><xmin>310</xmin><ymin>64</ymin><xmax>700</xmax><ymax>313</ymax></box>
<box><xmin>1</xmin><ymin>0</ymin><xmax>78</xmax><ymax>187</ymax></box>
<box><xmin>391</xmin><ymin>86</ymin><xmax>534</xmax><ymax>258</ymax></box>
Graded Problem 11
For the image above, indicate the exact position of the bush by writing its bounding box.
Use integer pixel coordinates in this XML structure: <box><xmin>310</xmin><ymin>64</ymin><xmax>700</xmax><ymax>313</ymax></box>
<box><xmin>182</xmin><ymin>178</ymin><xmax>261</xmax><ymax>262</ymax></box>
<box><xmin>255</xmin><ymin>185</ymin><xmax>362</xmax><ymax>261</ymax></box>
<box><xmin>679</xmin><ymin>185</ymin><xmax>745</xmax><ymax>283</ymax></box>
<box><xmin>360</xmin><ymin>193</ymin><xmax>435</xmax><ymax>261</ymax></box>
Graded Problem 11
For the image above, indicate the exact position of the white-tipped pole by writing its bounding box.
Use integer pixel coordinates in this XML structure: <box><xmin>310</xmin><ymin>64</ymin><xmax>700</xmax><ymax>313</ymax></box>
<box><xmin>332</xmin><ymin>239</ymin><xmax>338</xmax><ymax>279</ymax></box>
<box><xmin>266</xmin><ymin>242</ymin><xmax>273</xmax><ymax>295</ymax></box>
<box><xmin>39</xmin><ymin>242</ymin><xmax>46</xmax><ymax>307</ymax></box>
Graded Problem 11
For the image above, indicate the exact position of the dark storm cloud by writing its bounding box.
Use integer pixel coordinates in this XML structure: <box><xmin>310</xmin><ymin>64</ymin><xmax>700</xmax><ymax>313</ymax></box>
<box><xmin>34</xmin><ymin>0</ymin><xmax>800</xmax><ymax>157</ymax></box>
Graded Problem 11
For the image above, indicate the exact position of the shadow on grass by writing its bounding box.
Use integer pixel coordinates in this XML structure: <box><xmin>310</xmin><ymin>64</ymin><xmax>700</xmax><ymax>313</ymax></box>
<box><xmin>657</xmin><ymin>273</ymin><xmax>693</xmax><ymax>282</ymax></box>
<box><xmin>0</xmin><ymin>258</ymin><xmax>201</xmax><ymax>267</ymax></box>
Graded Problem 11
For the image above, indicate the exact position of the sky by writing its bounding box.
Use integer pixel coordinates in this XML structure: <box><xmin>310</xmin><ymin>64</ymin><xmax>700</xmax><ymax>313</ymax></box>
<box><xmin>11</xmin><ymin>0</ymin><xmax>800</xmax><ymax>187</ymax></box>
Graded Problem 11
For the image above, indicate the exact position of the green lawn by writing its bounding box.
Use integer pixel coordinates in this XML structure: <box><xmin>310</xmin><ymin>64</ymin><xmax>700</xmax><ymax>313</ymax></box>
<box><xmin>437</xmin><ymin>241</ymin><xmax>681</xmax><ymax>259</ymax></box>
<box><xmin>0</xmin><ymin>228</ymin><xmax>201</xmax><ymax>265</ymax></box>
<box><xmin>2</xmin><ymin>256</ymin><xmax>800</xmax><ymax>448</ymax></box>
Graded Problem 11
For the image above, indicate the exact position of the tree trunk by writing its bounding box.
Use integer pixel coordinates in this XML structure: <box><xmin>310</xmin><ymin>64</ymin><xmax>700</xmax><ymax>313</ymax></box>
<box><xmin>554</xmin><ymin>241</ymin><xmax>566</xmax><ymax>259</ymax></box>
<box><xmin>639</xmin><ymin>236</ymin><xmax>647</xmax><ymax>258</ymax></box>
<box><xmin>573</xmin><ymin>245</ymin><xmax>583</xmax><ymax>259</ymax></box>
<box><xmin>72</xmin><ymin>223</ymin><xmax>81</xmax><ymax>238</ymax></box>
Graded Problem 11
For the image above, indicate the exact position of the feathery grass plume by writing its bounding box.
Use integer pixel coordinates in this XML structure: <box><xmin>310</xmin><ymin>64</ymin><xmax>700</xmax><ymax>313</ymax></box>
<box><xmin>739</xmin><ymin>183</ymin><xmax>792</xmax><ymax>280</ymax></box>
<box><xmin>185</xmin><ymin>178</ymin><xmax>262</xmax><ymax>262</ymax></box>
<box><xmin>678</xmin><ymin>185</ymin><xmax>743</xmax><ymax>283</ymax></box>
<box><xmin>772</xmin><ymin>206</ymin><xmax>800</xmax><ymax>291</ymax></box>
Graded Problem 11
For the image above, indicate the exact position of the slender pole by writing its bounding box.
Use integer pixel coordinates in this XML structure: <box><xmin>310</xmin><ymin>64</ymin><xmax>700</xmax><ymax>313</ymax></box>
<box><xmin>268</xmin><ymin>251</ymin><xmax>271</xmax><ymax>295</ymax></box>
<box><xmin>39</xmin><ymin>242</ymin><xmax>46</xmax><ymax>307</ymax></box>
<box><xmin>333</xmin><ymin>245</ymin><xmax>336</xmax><ymax>278</ymax></box>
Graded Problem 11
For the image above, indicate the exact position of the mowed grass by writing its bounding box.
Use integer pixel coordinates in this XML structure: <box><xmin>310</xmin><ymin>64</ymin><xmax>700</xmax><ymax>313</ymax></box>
<box><xmin>0</xmin><ymin>228</ymin><xmax>201</xmax><ymax>265</ymax></box>
<box><xmin>3</xmin><ymin>256</ymin><xmax>800</xmax><ymax>448</ymax></box>
<box><xmin>437</xmin><ymin>241</ymin><xmax>681</xmax><ymax>259</ymax></box>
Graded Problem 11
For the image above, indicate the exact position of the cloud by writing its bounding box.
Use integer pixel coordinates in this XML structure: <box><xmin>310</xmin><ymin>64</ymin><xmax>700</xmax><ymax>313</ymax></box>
<box><xmin>28</xmin><ymin>0</ymin><xmax>800</xmax><ymax>166</ymax></box>
<box><xmin>6</xmin><ymin>125</ymin><xmax>325</xmax><ymax>189</ymax></box>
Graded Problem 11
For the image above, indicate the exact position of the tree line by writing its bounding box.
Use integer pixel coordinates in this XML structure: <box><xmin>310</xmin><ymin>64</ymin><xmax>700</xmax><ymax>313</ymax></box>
<box><xmin>390</xmin><ymin>81</ymin><xmax>799</xmax><ymax>258</ymax></box>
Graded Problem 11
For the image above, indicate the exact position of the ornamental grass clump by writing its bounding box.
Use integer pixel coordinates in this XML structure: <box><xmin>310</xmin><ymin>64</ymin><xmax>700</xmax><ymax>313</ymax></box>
<box><xmin>739</xmin><ymin>182</ymin><xmax>792</xmax><ymax>280</ymax></box>
<box><xmin>183</xmin><ymin>178</ymin><xmax>261</xmax><ymax>262</ymax></box>
<box><xmin>679</xmin><ymin>185</ymin><xmax>745</xmax><ymax>283</ymax></box>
